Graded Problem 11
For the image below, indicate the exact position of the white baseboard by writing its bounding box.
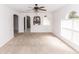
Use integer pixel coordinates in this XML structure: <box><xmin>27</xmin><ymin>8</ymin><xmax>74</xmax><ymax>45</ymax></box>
<box><xmin>0</xmin><ymin>36</ymin><xmax>14</xmax><ymax>47</ymax></box>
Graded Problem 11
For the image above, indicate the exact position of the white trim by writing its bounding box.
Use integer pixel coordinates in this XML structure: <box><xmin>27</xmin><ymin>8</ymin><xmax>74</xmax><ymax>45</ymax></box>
<box><xmin>0</xmin><ymin>36</ymin><xmax>14</xmax><ymax>47</ymax></box>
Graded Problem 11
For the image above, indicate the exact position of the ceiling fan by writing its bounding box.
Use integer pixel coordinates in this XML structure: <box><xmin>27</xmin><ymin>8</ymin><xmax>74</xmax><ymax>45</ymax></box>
<box><xmin>33</xmin><ymin>4</ymin><xmax>47</xmax><ymax>12</ymax></box>
<box><xmin>28</xmin><ymin>4</ymin><xmax>47</xmax><ymax>12</ymax></box>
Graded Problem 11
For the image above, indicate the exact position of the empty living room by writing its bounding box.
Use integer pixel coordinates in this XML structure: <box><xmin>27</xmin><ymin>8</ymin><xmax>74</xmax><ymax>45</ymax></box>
<box><xmin>0</xmin><ymin>4</ymin><xmax>79</xmax><ymax>54</ymax></box>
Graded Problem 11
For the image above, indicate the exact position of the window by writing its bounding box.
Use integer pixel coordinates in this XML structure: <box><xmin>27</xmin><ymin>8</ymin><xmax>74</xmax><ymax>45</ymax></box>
<box><xmin>43</xmin><ymin>16</ymin><xmax>50</xmax><ymax>25</ymax></box>
<box><xmin>61</xmin><ymin>11</ymin><xmax>79</xmax><ymax>45</ymax></box>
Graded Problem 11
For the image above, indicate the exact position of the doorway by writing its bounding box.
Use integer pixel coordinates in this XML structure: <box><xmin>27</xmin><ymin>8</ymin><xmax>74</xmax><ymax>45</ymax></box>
<box><xmin>24</xmin><ymin>17</ymin><xmax>26</xmax><ymax>32</ymax></box>
<box><xmin>13</xmin><ymin>14</ymin><xmax>19</xmax><ymax>35</ymax></box>
<box><xmin>24</xmin><ymin>16</ymin><xmax>31</xmax><ymax>32</ymax></box>
<box><xmin>27</xmin><ymin>16</ymin><xmax>31</xmax><ymax>32</ymax></box>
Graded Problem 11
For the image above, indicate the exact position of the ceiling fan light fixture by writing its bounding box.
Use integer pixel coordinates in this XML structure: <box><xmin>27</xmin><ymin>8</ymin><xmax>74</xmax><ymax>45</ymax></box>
<box><xmin>33</xmin><ymin>4</ymin><xmax>47</xmax><ymax>12</ymax></box>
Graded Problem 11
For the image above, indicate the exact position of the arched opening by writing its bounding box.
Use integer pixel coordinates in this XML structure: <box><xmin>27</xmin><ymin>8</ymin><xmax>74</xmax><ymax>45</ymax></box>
<box><xmin>13</xmin><ymin>14</ymin><xmax>19</xmax><ymax>36</ymax></box>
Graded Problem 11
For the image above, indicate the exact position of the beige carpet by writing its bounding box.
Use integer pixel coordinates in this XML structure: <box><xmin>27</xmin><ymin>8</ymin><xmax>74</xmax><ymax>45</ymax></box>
<box><xmin>0</xmin><ymin>33</ymin><xmax>76</xmax><ymax>54</ymax></box>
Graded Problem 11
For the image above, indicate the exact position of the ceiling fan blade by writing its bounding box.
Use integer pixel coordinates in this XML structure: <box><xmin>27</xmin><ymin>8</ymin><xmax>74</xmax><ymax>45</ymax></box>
<box><xmin>39</xmin><ymin>6</ymin><xmax>45</xmax><ymax>8</ymax></box>
<box><xmin>39</xmin><ymin>8</ymin><xmax>47</xmax><ymax>11</ymax></box>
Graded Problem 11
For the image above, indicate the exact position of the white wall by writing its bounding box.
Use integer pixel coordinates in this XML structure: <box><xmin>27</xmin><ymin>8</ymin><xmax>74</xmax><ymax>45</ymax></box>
<box><xmin>19</xmin><ymin>14</ymin><xmax>24</xmax><ymax>32</ymax></box>
<box><xmin>19</xmin><ymin>12</ymin><xmax>53</xmax><ymax>33</ymax></box>
<box><xmin>0</xmin><ymin>5</ymin><xmax>20</xmax><ymax>47</ymax></box>
<box><xmin>52</xmin><ymin>5</ymin><xmax>68</xmax><ymax>36</ymax></box>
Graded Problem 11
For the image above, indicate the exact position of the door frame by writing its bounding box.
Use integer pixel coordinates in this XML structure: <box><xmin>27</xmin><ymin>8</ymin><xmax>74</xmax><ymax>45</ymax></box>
<box><xmin>13</xmin><ymin>14</ymin><xmax>19</xmax><ymax>35</ymax></box>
